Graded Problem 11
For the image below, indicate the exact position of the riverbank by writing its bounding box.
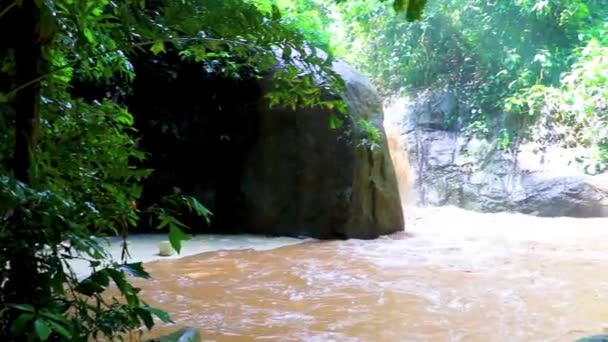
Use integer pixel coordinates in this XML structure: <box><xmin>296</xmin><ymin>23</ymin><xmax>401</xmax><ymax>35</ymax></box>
<box><xmin>68</xmin><ymin>233</ymin><xmax>309</xmax><ymax>279</ymax></box>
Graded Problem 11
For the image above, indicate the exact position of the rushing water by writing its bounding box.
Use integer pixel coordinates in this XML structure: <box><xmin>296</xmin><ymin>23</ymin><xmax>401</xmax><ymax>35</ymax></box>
<box><xmin>126</xmin><ymin>206</ymin><xmax>608</xmax><ymax>342</ymax></box>
<box><xmin>114</xmin><ymin>120</ymin><xmax>608</xmax><ymax>341</ymax></box>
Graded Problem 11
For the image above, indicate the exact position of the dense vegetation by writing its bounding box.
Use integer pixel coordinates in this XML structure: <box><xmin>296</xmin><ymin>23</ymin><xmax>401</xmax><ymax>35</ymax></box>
<box><xmin>0</xmin><ymin>0</ymin><xmax>418</xmax><ymax>340</ymax></box>
<box><xmin>268</xmin><ymin>0</ymin><xmax>608</xmax><ymax>173</ymax></box>
<box><xmin>337</xmin><ymin>0</ymin><xmax>608</xmax><ymax>173</ymax></box>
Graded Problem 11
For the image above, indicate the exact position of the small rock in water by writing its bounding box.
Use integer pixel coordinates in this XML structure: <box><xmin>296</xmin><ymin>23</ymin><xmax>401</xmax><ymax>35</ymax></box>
<box><xmin>159</xmin><ymin>241</ymin><xmax>175</xmax><ymax>256</ymax></box>
<box><xmin>146</xmin><ymin>327</ymin><xmax>201</xmax><ymax>341</ymax></box>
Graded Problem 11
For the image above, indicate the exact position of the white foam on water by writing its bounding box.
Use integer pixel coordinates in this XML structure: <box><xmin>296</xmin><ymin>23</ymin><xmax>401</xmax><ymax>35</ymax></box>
<box><xmin>67</xmin><ymin>233</ymin><xmax>311</xmax><ymax>279</ymax></box>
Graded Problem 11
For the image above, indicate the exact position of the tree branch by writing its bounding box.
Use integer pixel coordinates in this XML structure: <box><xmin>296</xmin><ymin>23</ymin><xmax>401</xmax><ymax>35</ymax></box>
<box><xmin>5</xmin><ymin>36</ymin><xmax>261</xmax><ymax>99</ymax></box>
<box><xmin>0</xmin><ymin>0</ymin><xmax>17</xmax><ymax>19</ymax></box>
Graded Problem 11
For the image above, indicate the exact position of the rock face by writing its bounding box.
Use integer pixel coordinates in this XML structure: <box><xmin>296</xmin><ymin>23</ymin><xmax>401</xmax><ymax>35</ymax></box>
<box><xmin>124</xmin><ymin>50</ymin><xmax>403</xmax><ymax>238</ymax></box>
<box><xmin>386</xmin><ymin>87</ymin><xmax>608</xmax><ymax>217</ymax></box>
<box><xmin>243</xmin><ymin>60</ymin><xmax>404</xmax><ymax>238</ymax></box>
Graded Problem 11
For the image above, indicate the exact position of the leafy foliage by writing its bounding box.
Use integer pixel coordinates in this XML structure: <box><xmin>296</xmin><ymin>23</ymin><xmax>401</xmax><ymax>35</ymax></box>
<box><xmin>249</xmin><ymin>0</ymin><xmax>335</xmax><ymax>50</ymax></box>
<box><xmin>325</xmin><ymin>0</ymin><xmax>608</xmax><ymax>170</ymax></box>
<box><xmin>0</xmin><ymin>176</ymin><xmax>173</xmax><ymax>340</ymax></box>
<box><xmin>257</xmin><ymin>0</ymin><xmax>607</xmax><ymax>172</ymax></box>
<box><xmin>505</xmin><ymin>33</ymin><xmax>608</xmax><ymax>174</ymax></box>
<box><xmin>356</xmin><ymin>119</ymin><xmax>384</xmax><ymax>150</ymax></box>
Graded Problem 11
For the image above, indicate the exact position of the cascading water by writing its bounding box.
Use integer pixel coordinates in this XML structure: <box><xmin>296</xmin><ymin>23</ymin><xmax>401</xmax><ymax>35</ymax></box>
<box><xmin>383</xmin><ymin>99</ymin><xmax>414</xmax><ymax>210</ymax></box>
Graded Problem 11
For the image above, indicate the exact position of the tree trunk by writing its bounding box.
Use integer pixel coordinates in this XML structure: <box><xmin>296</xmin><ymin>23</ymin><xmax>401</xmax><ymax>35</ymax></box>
<box><xmin>13</xmin><ymin>0</ymin><xmax>41</xmax><ymax>183</ymax></box>
<box><xmin>2</xmin><ymin>1</ymin><xmax>44</xmax><ymax>327</ymax></box>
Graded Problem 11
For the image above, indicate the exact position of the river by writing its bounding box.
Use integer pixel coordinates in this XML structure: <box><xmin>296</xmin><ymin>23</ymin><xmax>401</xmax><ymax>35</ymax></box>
<box><xmin>122</xmin><ymin>206</ymin><xmax>608</xmax><ymax>342</ymax></box>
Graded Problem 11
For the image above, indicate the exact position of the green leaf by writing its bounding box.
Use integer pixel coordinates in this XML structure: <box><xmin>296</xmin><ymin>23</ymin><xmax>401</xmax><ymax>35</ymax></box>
<box><xmin>67</xmin><ymin>233</ymin><xmax>110</xmax><ymax>260</ymax></box>
<box><xmin>107</xmin><ymin>268</ymin><xmax>141</xmax><ymax>307</ymax></box>
<box><xmin>574</xmin><ymin>3</ymin><xmax>590</xmax><ymax>20</ymax></box>
<box><xmin>106</xmin><ymin>268</ymin><xmax>129</xmax><ymax>293</ymax></box>
<box><xmin>151</xmin><ymin>41</ymin><xmax>166</xmax><ymax>55</ymax></box>
<box><xmin>10</xmin><ymin>313</ymin><xmax>34</xmax><ymax>334</ymax></box>
<box><xmin>329</xmin><ymin>114</ymin><xmax>343</xmax><ymax>129</ymax></box>
<box><xmin>393</xmin><ymin>0</ymin><xmax>408</xmax><ymax>13</ymax></box>
<box><xmin>169</xmin><ymin>225</ymin><xmax>190</xmax><ymax>254</ymax></box>
<box><xmin>83</xmin><ymin>28</ymin><xmax>95</xmax><ymax>43</ymax></box>
<box><xmin>187</xmin><ymin>196</ymin><xmax>212</xmax><ymax>223</ymax></box>
<box><xmin>39</xmin><ymin>309</ymin><xmax>67</xmax><ymax>325</ymax></box>
<box><xmin>406</xmin><ymin>0</ymin><xmax>427</xmax><ymax>21</ymax></box>
<box><xmin>271</xmin><ymin>4</ymin><xmax>282</xmax><ymax>21</ymax></box>
<box><xmin>390</xmin><ymin>0</ymin><xmax>426</xmax><ymax>21</ymax></box>
<box><xmin>10</xmin><ymin>304</ymin><xmax>35</xmax><ymax>313</ymax></box>
<box><xmin>158</xmin><ymin>211</ymin><xmax>189</xmax><ymax>230</ymax></box>
<box><xmin>282</xmin><ymin>45</ymin><xmax>292</xmax><ymax>60</ymax></box>
<box><xmin>118</xmin><ymin>262</ymin><xmax>151</xmax><ymax>279</ymax></box>
<box><xmin>114</xmin><ymin>110</ymin><xmax>134</xmax><ymax>125</ymax></box>
<box><xmin>47</xmin><ymin>320</ymin><xmax>72</xmax><ymax>340</ymax></box>
<box><xmin>34</xmin><ymin>318</ymin><xmax>51</xmax><ymax>341</ymax></box>
<box><xmin>143</xmin><ymin>306</ymin><xmax>173</xmax><ymax>324</ymax></box>
<box><xmin>50</xmin><ymin>271</ymin><xmax>67</xmax><ymax>294</ymax></box>
<box><xmin>75</xmin><ymin>269</ymin><xmax>110</xmax><ymax>296</ymax></box>
<box><xmin>135</xmin><ymin>307</ymin><xmax>155</xmax><ymax>330</ymax></box>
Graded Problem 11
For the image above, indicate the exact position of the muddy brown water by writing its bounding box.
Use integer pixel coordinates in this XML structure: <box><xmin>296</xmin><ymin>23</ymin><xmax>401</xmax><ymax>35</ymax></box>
<box><xmin>121</xmin><ymin>206</ymin><xmax>608</xmax><ymax>342</ymax></box>
<box><xmin>126</xmin><ymin>120</ymin><xmax>608</xmax><ymax>341</ymax></box>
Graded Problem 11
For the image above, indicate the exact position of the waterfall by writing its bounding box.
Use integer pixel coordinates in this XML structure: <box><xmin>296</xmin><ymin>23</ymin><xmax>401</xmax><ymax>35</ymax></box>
<box><xmin>383</xmin><ymin>97</ymin><xmax>413</xmax><ymax>210</ymax></box>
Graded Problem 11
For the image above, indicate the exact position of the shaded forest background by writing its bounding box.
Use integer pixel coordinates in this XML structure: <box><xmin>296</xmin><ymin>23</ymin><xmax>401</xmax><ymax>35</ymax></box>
<box><xmin>274</xmin><ymin>0</ymin><xmax>608</xmax><ymax>174</ymax></box>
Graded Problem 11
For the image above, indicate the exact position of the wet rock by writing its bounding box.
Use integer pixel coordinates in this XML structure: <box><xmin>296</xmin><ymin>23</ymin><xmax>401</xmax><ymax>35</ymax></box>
<box><xmin>158</xmin><ymin>241</ymin><xmax>175</xmax><ymax>256</ymax></box>
<box><xmin>514</xmin><ymin>176</ymin><xmax>608</xmax><ymax>217</ymax></box>
<box><xmin>243</xmin><ymin>59</ymin><xmax>404</xmax><ymax>239</ymax></box>
<box><xmin>402</xmin><ymin>85</ymin><xmax>457</xmax><ymax>132</ymax></box>
<box><xmin>146</xmin><ymin>327</ymin><xmax>201</xmax><ymax>342</ymax></box>
<box><xmin>386</xmin><ymin>89</ymin><xmax>608</xmax><ymax>218</ymax></box>
<box><xmin>577</xmin><ymin>335</ymin><xmax>608</xmax><ymax>342</ymax></box>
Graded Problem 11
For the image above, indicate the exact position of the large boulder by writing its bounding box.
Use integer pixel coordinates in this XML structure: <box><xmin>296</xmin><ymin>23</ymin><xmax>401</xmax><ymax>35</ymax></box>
<box><xmin>123</xmin><ymin>50</ymin><xmax>404</xmax><ymax>239</ymax></box>
<box><xmin>243</xmin><ymin>60</ymin><xmax>404</xmax><ymax>238</ymax></box>
<box><xmin>385</xmin><ymin>88</ymin><xmax>608</xmax><ymax>217</ymax></box>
